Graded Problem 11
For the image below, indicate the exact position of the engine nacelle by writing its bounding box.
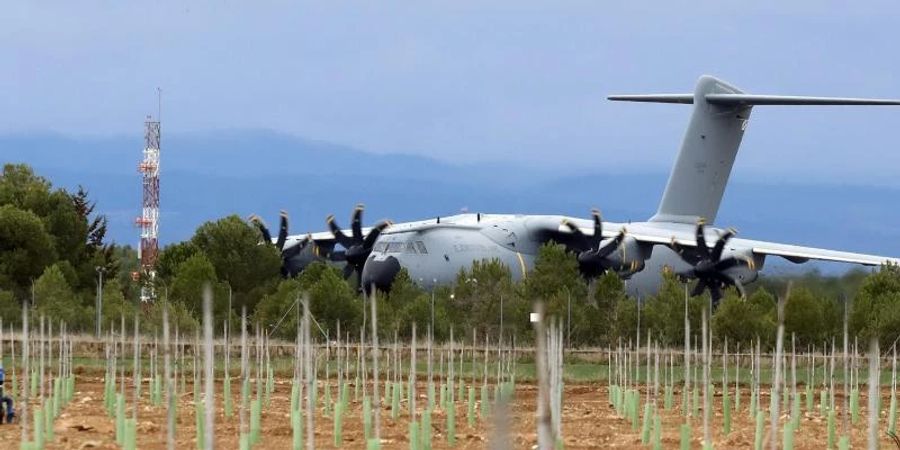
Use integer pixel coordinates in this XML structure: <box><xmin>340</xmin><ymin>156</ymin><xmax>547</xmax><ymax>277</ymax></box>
<box><xmin>720</xmin><ymin>248</ymin><xmax>763</xmax><ymax>284</ymax></box>
<box><xmin>605</xmin><ymin>236</ymin><xmax>652</xmax><ymax>275</ymax></box>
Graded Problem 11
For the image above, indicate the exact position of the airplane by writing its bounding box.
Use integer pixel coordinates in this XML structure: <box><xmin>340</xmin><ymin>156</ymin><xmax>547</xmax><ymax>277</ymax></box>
<box><xmin>250</xmin><ymin>75</ymin><xmax>900</xmax><ymax>305</ymax></box>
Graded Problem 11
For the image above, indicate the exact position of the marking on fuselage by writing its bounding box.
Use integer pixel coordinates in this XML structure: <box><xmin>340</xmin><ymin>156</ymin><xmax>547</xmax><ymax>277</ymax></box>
<box><xmin>516</xmin><ymin>252</ymin><xmax>527</xmax><ymax>279</ymax></box>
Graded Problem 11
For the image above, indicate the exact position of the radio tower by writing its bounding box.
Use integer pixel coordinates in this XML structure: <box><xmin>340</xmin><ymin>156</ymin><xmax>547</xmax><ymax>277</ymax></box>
<box><xmin>137</xmin><ymin>113</ymin><xmax>161</xmax><ymax>302</ymax></box>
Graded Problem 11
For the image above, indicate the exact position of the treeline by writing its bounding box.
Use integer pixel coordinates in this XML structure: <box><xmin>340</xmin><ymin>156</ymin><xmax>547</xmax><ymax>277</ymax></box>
<box><xmin>3</xmin><ymin>163</ymin><xmax>900</xmax><ymax>350</ymax></box>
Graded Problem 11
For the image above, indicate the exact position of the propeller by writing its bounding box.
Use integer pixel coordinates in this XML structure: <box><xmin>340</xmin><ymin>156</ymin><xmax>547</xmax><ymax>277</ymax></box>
<box><xmin>249</xmin><ymin>211</ymin><xmax>312</xmax><ymax>277</ymax></box>
<box><xmin>326</xmin><ymin>204</ymin><xmax>391</xmax><ymax>287</ymax></box>
<box><xmin>672</xmin><ymin>220</ymin><xmax>755</xmax><ymax>306</ymax></box>
<box><xmin>561</xmin><ymin>209</ymin><xmax>632</xmax><ymax>278</ymax></box>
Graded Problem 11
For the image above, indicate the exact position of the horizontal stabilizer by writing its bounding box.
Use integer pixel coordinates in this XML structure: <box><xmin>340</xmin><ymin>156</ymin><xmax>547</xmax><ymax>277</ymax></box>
<box><xmin>606</xmin><ymin>94</ymin><xmax>694</xmax><ymax>104</ymax></box>
<box><xmin>706</xmin><ymin>94</ymin><xmax>900</xmax><ymax>106</ymax></box>
<box><xmin>608</xmin><ymin>93</ymin><xmax>900</xmax><ymax>106</ymax></box>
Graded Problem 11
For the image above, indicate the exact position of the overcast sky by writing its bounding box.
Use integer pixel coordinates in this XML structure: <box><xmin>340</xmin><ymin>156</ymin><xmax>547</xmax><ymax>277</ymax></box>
<box><xmin>3</xmin><ymin>1</ymin><xmax>899</xmax><ymax>184</ymax></box>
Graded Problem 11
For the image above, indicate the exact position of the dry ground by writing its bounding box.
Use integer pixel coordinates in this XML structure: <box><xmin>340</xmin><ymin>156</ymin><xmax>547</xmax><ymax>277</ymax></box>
<box><xmin>1</xmin><ymin>372</ymin><xmax>898</xmax><ymax>449</ymax></box>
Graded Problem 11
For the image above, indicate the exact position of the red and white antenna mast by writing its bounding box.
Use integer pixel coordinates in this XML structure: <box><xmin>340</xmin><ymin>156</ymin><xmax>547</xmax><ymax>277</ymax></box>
<box><xmin>136</xmin><ymin>98</ymin><xmax>161</xmax><ymax>302</ymax></box>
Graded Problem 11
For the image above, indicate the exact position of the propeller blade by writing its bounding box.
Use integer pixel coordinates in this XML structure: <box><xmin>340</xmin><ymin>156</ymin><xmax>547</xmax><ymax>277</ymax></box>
<box><xmin>342</xmin><ymin>264</ymin><xmax>355</xmax><ymax>280</ymax></box>
<box><xmin>709</xmin><ymin>283</ymin><xmax>723</xmax><ymax>305</ymax></box>
<box><xmin>562</xmin><ymin>220</ymin><xmax>589</xmax><ymax>249</ymax></box>
<box><xmin>327</xmin><ymin>215</ymin><xmax>356</xmax><ymax>248</ymax></box>
<box><xmin>281</xmin><ymin>237</ymin><xmax>308</xmax><ymax>260</ymax></box>
<box><xmin>276</xmin><ymin>210</ymin><xmax>289</xmax><ymax>251</ymax></box>
<box><xmin>595</xmin><ymin>230</ymin><xmax>626</xmax><ymax>258</ymax></box>
<box><xmin>711</xmin><ymin>228</ymin><xmax>736</xmax><ymax>261</ymax></box>
<box><xmin>591</xmin><ymin>208</ymin><xmax>603</xmax><ymax>247</ymax></box>
<box><xmin>351</xmin><ymin>204</ymin><xmax>364</xmax><ymax>241</ymax></box>
<box><xmin>695</xmin><ymin>221</ymin><xmax>710</xmax><ymax>258</ymax></box>
<box><xmin>250</xmin><ymin>215</ymin><xmax>273</xmax><ymax>244</ymax></box>
<box><xmin>690</xmin><ymin>279</ymin><xmax>708</xmax><ymax>297</ymax></box>
<box><xmin>362</xmin><ymin>221</ymin><xmax>390</xmax><ymax>249</ymax></box>
<box><xmin>713</xmin><ymin>256</ymin><xmax>750</xmax><ymax>272</ymax></box>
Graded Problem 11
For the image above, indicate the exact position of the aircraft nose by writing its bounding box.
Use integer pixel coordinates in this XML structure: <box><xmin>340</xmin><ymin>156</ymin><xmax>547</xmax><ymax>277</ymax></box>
<box><xmin>361</xmin><ymin>256</ymin><xmax>401</xmax><ymax>293</ymax></box>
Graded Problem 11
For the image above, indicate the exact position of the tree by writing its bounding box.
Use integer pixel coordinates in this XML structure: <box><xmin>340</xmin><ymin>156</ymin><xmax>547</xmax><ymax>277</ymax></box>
<box><xmin>170</xmin><ymin>253</ymin><xmax>220</xmax><ymax>316</ymax></box>
<box><xmin>143</xmin><ymin>298</ymin><xmax>199</xmax><ymax>335</ymax></box>
<box><xmin>524</xmin><ymin>243</ymin><xmax>589</xmax><ymax>342</ymax></box>
<box><xmin>713</xmin><ymin>289</ymin><xmax>774</xmax><ymax>348</ymax></box>
<box><xmin>190</xmin><ymin>215</ymin><xmax>282</xmax><ymax>312</ymax></box>
<box><xmin>254</xmin><ymin>278</ymin><xmax>303</xmax><ymax>339</ymax></box>
<box><xmin>385</xmin><ymin>269</ymin><xmax>426</xmax><ymax>337</ymax></box>
<box><xmin>643</xmin><ymin>272</ymin><xmax>691</xmax><ymax>346</ymax></box>
<box><xmin>99</xmin><ymin>279</ymin><xmax>135</xmax><ymax>332</ymax></box>
<box><xmin>255</xmin><ymin>262</ymin><xmax>362</xmax><ymax>340</ymax></box>
<box><xmin>0</xmin><ymin>289</ymin><xmax>20</xmax><ymax>327</ymax></box>
<box><xmin>448</xmin><ymin>259</ymin><xmax>518</xmax><ymax>336</ymax></box>
<box><xmin>783</xmin><ymin>287</ymin><xmax>825</xmax><ymax>347</ymax></box>
<box><xmin>307</xmin><ymin>265</ymin><xmax>362</xmax><ymax>338</ymax></box>
<box><xmin>850</xmin><ymin>263</ymin><xmax>900</xmax><ymax>344</ymax></box>
<box><xmin>157</xmin><ymin>241</ymin><xmax>199</xmax><ymax>282</ymax></box>
<box><xmin>592</xmin><ymin>272</ymin><xmax>627</xmax><ymax>327</ymax></box>
<box><xmin>34</xmin><ymin>264</ymin><xmax>90</xmax><ymax>330</ymax></box>
<box><xmin>0</xmin><ymin>164</ymin><xmax>113</xmax><ymax>300</ymax></box>
<box><xmin>0</xmin><ymin>164</ymin><xmax>53</xmax><ymax>216</ymax></box>
<box><xmin>0</xmin><ymin>205</ymin><xmax>56</xmax><ymax>294</ymax></box>
<box><xmin>613</xmin><ymin>297</ymin><xmax>638</xmax><ymax>344</ymax></box>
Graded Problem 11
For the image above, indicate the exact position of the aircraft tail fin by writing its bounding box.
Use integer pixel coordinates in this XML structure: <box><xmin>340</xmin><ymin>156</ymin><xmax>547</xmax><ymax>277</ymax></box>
<box><xmin>609</xmin><ymin>75</ymin><xmax>900</xmax><ymax>224</ymax></box>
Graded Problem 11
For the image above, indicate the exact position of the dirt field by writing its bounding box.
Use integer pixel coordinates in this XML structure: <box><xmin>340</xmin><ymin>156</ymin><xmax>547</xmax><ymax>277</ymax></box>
<box><xmin>2</xmin><ymin>373</ymin><xmax>897</xmax><ymax>449</ymax></box>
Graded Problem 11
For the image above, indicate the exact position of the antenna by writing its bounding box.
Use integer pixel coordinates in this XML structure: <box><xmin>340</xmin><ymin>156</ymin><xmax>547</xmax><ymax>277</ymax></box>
<box><xmin>136</xmin><ymin>98</ymin><xmax>161</xmax><ymax>303</ymax></box>
<box><xmin>157</xmin><ymin>87</ymin><xmax>162</xmax><ymax>122</ymax></box>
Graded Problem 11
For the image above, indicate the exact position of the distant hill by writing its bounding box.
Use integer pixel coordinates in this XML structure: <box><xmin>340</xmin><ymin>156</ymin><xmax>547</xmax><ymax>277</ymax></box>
<box><xmin>4</xmin><ymin>131</ymin><xmax>899</xmax><ymax>274</ymax></box>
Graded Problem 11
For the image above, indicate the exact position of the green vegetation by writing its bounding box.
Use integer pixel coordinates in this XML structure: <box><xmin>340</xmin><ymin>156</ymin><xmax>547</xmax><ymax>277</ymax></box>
<box><xmin>4</xmin><ymin>163</ymin><xmax>900</xmax><ymax>350</ymax></box>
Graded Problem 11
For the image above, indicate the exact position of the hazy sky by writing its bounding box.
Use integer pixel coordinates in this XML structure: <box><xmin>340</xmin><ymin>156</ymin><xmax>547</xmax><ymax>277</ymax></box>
<box><xmin>3</xmin><ymin>1</ymin><xmax>899</xmax><ymax>184</ymax></box>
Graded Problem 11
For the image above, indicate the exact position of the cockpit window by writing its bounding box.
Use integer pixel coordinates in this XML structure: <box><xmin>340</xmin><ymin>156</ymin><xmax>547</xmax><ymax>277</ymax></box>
<box><xmin>406</xmin><ymin>242</ymin><xmax>418</xmax><ymax>254</ymax></box>
<box><xmin>374</xmin><ymin>242</ymin><xmax>387</xmax><ymax>253</ymax></box>
<box><xmin>387</xmin><ymin>242</ymin><xmax>405</xmax><ymax>253</ymax></box>
<box><xmin>416</xmin><ymin>241</ymin><xmax>428</xmax><ymax>254</ymax></box>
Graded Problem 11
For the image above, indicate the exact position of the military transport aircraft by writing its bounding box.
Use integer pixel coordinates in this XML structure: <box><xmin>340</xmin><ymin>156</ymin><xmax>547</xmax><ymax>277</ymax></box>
<box><xmin>249</xmin><ymin>75</ymin><xmax>900</xmax><ymax>304</ymax></box>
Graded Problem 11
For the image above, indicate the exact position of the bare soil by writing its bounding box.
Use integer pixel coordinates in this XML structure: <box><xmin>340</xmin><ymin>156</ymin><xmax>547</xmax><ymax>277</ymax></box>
<box><xmin>1</xmin><ymin>374</ymin><xmax>897</xmax><ymax>449</ymax></box>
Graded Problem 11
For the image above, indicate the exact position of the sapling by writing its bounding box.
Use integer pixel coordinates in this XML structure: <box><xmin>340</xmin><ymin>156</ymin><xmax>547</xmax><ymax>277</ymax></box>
<box><xmin>867</xmin><ymin>337</ymin><xmax>880</xmax><ymax>450</ymax></box>
<box><xmin>239</xmin><ymin>308</ymin><xmax>250</xmax><ymax>450</ymax></box>
<box><xmin>303</xmin><ymin>297</ymin><xmax>314</xmax><ymax>450</ymax></box>
<box><xmin>842</xmin><ymin>297</ymin><xmax>850</xmax><ymax>437</ymax></box>
<box><xmin>770</xmin><ymin>287</ymin><xmax>788</xmax><ymax>450</ymax></box>
<box><xmin>21</xmin><ymin>303</ymin><xmax>31</xmax><ymax>450</ymax></box>
<box><xmin>369</xmin><ymin>289</ymin><xmax>381</xmax><ymax>442</ymax></box>
<box><xmin>683</xmin><ymin>283</ymin><xmax>691</xmax><ymax>419</ymax></box>
<box><xmin>164</xmin><ymin>299</ymin><xmax>175</xmax><ymax>450</ymax></box>
<box><xmin>224</xmin><ymin>320</ymin><xmax>233</xmax><ymax>419</ymax></box>
<box><xmin>890</xmin><ymin>344</ymin><xmax>897</xmax><ymax>434</ymax></box>
<box><xmin>734</xmin><ymin>342</ymin><xmax>741</xmax><ymax>412</ymax></box>
<box><xmin>203</xmin><ymin>286</ymin><xmax>215</xmax><ymax>450</ymax></box>
<box><xmin>701</xmin><ymin>307</ymin><xmax>710</xmax><ymax>450</ymax></box>
<box><xmin>448</xmin><ymin>328</ymin><xmax>456</xmax><ymax>445</ymax></box>
<box><xmin>409</xmin><ymin>323</ymin><xmax>417</xmax><ymax>450</ymax></box>
<box><xmin>533</xmin><ymin>303</ymin><xmax>553</xmax><ymax>450</ymax></box>
<box><xmin>791</xmin><ymin>333</ymin><xmax>800</xmax><ymax>431</ymax></box>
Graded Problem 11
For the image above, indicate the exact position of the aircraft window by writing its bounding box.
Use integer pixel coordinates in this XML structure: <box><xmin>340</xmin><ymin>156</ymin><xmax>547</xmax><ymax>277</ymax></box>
<box><xmin>374</xmin><ymin>242</ymin><xmax>387</xmax><ymax>253</ymax></box>
<box><xmin>387</xmin><ymin>242</ymin><xmax>405</xmax><ymax>253</ymax></box>
<box><xmin>416</xmin><ymin>241</ymin><xmax>428</xmax><ymax>254</ymax></box>
<box><xmin>406</xmin><ymin>242</ymin><xmax>418</xmax><ymax>254</ymax></box>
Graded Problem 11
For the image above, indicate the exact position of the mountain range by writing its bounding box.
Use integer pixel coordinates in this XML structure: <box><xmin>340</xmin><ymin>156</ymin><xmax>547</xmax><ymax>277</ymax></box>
<box><xmin>4</xmin><ymin>130</ymin><xmax>899</xmax><ymax>274</ymax></box>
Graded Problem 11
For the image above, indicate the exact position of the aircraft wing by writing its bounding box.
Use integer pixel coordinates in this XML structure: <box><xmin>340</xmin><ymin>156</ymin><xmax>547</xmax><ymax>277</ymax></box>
<box><xmin>727</xmin><ymin>238</ymin><xmax>900</xmax><ymax>266</ymax></box>
<box><xmin>558</xmin><ymin>220</ymin><xmax>900</xmax><ymax>267</ymax></box>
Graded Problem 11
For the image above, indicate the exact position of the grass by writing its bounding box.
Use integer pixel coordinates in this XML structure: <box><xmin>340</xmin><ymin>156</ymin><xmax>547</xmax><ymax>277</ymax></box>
<box><xmin>5</xmin><ymin>354</ymin><xmax>892</xmax><ymax>387</ymax></box>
